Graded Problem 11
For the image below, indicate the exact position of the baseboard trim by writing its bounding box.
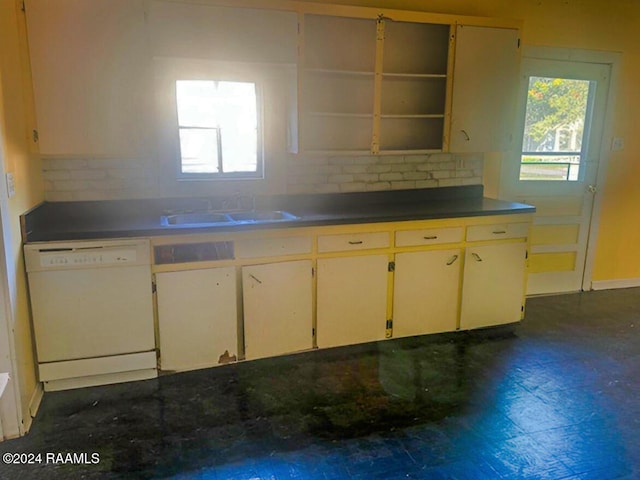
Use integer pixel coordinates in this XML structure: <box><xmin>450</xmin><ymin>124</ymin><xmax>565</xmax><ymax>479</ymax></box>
<box><xmin>591</xmin><ymin>277</ymin><xmax>640</xmax><ymax>291</ymax></box>
<box><xmin>24</xmin><ymin>382</ymin><xmax>44</xmax><ymax>433</ymax></box>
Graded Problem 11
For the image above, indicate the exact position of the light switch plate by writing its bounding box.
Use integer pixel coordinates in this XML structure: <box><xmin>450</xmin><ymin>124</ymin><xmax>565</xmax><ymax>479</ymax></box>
<box><xmin>5</xmin><ymin>172</ymin><xmax>15</xmax><ymax>198</ymax></box>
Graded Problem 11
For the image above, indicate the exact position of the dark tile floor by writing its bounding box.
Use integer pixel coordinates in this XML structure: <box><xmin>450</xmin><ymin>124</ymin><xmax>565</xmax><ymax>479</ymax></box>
<box><xmin>2</xmin><ymin>288</ymin><xmax>640</xmax><ymax>479</ymax></box>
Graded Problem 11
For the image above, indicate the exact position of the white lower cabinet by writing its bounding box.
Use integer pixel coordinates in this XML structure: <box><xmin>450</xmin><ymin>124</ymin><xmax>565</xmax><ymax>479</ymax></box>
<box><xmin>459</xmin><ymin>242</ymin><xmax>528</xmax><ymax>330</ymax></box>
<box><xmin>317</xmin><ymin>255</ymin><xmax>388</xmax><ymax>348</ymax></box>
<box><xmin>152</xmin><ymin>216</ymin><xmax>531</xmax><ymax>370</ymax></box>
<box><xmin>392</xmin><ymin>249</ymin><xmax>462</xmax><ymax>337</ymax></box>
<box><xmin>156</xmin><ymin>267</ymin><xmax>238</xmax><ymax>371</ymax></box>
<box><xmin>242</xmin><ymin>260</ymin><xmax>313</xmax><ymax>360</ymax></box>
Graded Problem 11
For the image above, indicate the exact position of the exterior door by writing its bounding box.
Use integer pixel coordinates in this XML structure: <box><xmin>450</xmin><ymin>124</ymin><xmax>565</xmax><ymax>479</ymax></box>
<box><xmin>501</xmin><ymin>53</ymin><xmax>612</xmax><ymax>294</ymax></box>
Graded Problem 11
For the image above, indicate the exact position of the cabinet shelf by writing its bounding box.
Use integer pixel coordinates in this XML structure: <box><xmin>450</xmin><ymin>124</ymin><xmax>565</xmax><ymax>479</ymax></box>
<box><xmin>382</xmin><ymin>72</ymin><xmax>447</xmax><ymax>79</ymax></box>
<box><xmin>304</xmin><ymin>68</ymin><xmax>375</xmax><ymax>77</ymax></box>
<box><xmin>302</xmin><ymin>149</ymin><xmax>372</xmax><ymax>155</ymax></box>
<box><xmin>307</xmin><ymin>112</ymin><xmax>374</xmax><ymax>118</ymax></box>
<box><xmin>377</xmin><ymin>149</ymin><xmax>443</xmax><ymax>155</ymax></box>
<box><xmin>380</xmin><ymin>114</ymin><xmax>444</xmax><ymax>119</ymax></box>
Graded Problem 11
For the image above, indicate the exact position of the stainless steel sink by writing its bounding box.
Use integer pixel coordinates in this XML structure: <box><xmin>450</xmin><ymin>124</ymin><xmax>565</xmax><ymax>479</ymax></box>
<box><xmin>161</xmin><ymin>210</ymin><xmax>299</xmax><ymax>226</ymax></box>
<box><xmin>161</xmin><ymin>212</ymin><xmax>232</xmax><ymax>226</ymax></box>
<box><xmin>228</xmin><ymin>210</ymin><xmax>299</xmax><ymax>222</ymax></box>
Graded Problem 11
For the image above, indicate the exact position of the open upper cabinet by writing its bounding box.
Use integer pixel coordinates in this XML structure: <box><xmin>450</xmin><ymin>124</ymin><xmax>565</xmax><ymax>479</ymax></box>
<box><xmin>300</xmin><ymin>15</ymin><xmax>377</xmax><ymax>154</ymax></box>
<box><xmin>299</xmin><ymin>15</ymin><xmax>452</xmax><ymax>155</ymax></box>
<box><xmin>379</xmin><ymin>21</ymin><xmax>451</xmax><ymax>153</ymax></box>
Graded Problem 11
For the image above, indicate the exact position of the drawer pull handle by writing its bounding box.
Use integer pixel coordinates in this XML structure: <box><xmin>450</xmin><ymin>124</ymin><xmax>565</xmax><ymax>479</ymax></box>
<box><xmin>348</xmin><ymin>240</ymin><xmax>364</xmax><ymax>245</ymax></box>
<box><xmin>446</xmin><ymin>255</ymin><xmax>459</xmax><ymax>266</ymax></box>
<box><xmin>492</xmin><ymin>230</ymin><xmax>507</xmax><ymax>235</ymax></box>
<box><xmin>424</xmin><ymin>235</ymin><xmax>438</xmax><ymax>240</ymax></box>
<box><xmin>472</xmin><ymin>253</ymin><xmax>483</xmax><ymax>262</ymax></box>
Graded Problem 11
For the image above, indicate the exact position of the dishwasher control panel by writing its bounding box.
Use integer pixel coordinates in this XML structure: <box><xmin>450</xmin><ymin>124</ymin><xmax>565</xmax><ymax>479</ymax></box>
<box><xmin>24</xmin><ymin>240</ymin><xmax>151</xmax><ymax>272</ymax></box>
<box><xmin>39</xmin><ymin>248</ymin><xmax>138</xmax><ymax>268</ymax></box>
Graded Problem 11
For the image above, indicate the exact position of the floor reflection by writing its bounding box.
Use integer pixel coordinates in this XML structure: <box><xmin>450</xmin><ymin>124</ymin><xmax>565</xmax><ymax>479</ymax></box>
<box><xmin>1</xmin><ymin>288</ymin><xmax>639</xmax><ymax>479</ymax></box>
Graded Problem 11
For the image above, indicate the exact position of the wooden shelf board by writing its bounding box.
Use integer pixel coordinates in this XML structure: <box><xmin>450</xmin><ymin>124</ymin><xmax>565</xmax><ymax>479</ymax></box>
<box><xmin>377</xmin><ymin>149</ymin><xmax>444</xmax><ymax>155</ymax></box>
<box><xmin>305</xmin><ymin>112</ymin><xmax>374</xmax><ymax>118</ymax></box>
<box><xmin>300</xmin><ymin>149</ymin><xmax>372</xmax><ymax>155</ymax></box>
<box><xmin>382</xmin><ymin>72</ymin><xmax>447</xmax><ymax>78</ymax></box>
<box><xmin>380</xmin><ymin>114</ymin><xmax>445</xmax><ymax>119</ymax></box>
<box><xmin>303</xmin><ymin>68</ymin><xmax>375</xmax><ymax>76</ymax></box>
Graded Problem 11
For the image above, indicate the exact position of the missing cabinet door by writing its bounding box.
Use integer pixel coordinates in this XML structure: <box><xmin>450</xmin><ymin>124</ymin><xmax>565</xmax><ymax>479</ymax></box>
<box><xmin>154</xmin><ymin>241</ymin><xmax>235</xmax><ymax>264</ymax></box>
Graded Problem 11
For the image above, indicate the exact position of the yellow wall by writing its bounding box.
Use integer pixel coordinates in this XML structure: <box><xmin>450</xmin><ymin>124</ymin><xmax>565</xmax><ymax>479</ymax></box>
<box><xmin>306</xmin><ymin>0</ymin><xmax>640</xmax><ymax>282</ymax></box>
<box><xmin>0</xmin><ymin>0</ymin><xmax>44</xmax><ymax>431</ymax></box>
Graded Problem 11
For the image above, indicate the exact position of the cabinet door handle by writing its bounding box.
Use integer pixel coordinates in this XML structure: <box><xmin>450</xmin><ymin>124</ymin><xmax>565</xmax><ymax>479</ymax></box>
<box><xmin>461</xmin><ymin>129</ymin><xmax>470</xmax><ymax>141</ymax></box>
<box><xmin>492</xmin><ymin>230</ymin><xmax>507</xmax><ymax>235</ymax></box>
<box><xmin>249</xmin><ymin>274</ymin><xmax>262</xmax><ymax>284</ymax></box>
<box><xmin>348</xmin><ymin>240</ymin><xmax>363</xmax><ymax>245</ymax></box>
<box><xmin>423</xmin><ymin>235</ymin><xmax>438</xmax><ymax>240</ymax></box>
<box><xmin>446</xmin><ymin>254</ymin><xmax>459</xmax><ymax>266</ymax></box>
<box><xmin>471</xmin><ymin>253</ymin><xmax>483</xmax><ymax>262</ymax></box>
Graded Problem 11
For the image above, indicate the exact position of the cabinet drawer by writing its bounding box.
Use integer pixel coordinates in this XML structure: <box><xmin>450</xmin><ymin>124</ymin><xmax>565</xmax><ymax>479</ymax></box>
<box><xmin>235</xmin><ymin>236</ymin><xmax>312</xmax><ymax>258</ymax></box>
<box><xmin>395</xmin><ymin>227</ymin><xmax>463</xmax><ymax>247</ymax></box>
<box><xmin>466</xmin><ymin>222</ymin><xmax>529</xmax><ymax>242</ymax></box>
<box><xmin>317</xmin><ymin>232</ymin><xmax>390</xmax><ymax>253</ymax></box>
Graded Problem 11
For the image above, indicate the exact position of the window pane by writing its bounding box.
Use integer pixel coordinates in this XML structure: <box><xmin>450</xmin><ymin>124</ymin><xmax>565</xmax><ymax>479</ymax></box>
<box><xmin>176</xmin><ymin>81</ymin><xmax>218</xmax><ymax>127</ymax></box>
<box><xmin>176</xmin><ymin>80</ymin><xmax>259</xmax><ymax>176</ymax></box>
<box><xmin>519</xmin><ymin>76</ymin><xmax>591</xmax><ymax>181</ymax></box>
<box><xmin>179</xmin><ymin>128</ymin><xmax>219</xmax><ymax>174</ymax></box>
<box><xmin>216</xmin><ymin>82</ymin><xmax>258</xmax><ymax>173</ymax></box>
<box><xmin>520</xmin><ymin>155</ymin><xmax>581</xmax><ymax>181</ymax></box>
<box><xmin>522</xmin><ymin>77</ymin><xmax>589</xmax><ymax>153</ymax></box>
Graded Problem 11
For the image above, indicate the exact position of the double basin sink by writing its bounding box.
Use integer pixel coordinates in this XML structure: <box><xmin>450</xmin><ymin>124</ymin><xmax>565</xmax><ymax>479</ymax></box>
<box><xmin>161</xmin><ymin>210</ymin><xmax>299</xmax><ymax>227</ymax></box>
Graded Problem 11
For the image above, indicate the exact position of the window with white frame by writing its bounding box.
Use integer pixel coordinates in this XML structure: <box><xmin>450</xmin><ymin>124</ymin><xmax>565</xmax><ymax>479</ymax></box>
<box><xmin>175</xmin><ymin>79</ymin><xmax>263</xmax><ymax>179</ymax></box>
<box><xmin>519</xmin><ymin>76</ymin><xmax>595</xmax><ymax>181</ymax></box>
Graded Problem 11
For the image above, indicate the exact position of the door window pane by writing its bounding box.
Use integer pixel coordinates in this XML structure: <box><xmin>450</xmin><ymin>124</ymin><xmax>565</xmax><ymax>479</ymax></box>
<box><xmin>519</xmin><ymin>77</ymin><xmax>592</xmax><ymax>181</ymax></box>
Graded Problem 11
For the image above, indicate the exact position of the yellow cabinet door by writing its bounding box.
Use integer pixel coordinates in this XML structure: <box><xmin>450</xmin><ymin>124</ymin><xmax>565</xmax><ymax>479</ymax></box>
<box><xmin>156</xmin><ymin>267</ymin><xmax>238</xmax><ymax>371</ymax></box>
<box><xmin>450</xmin><ymin>25</ymin><xmax>520</xmax><ymax>153</ymax></box>
<box><xmin>242</xmin><ymin>260</ymin><xmax>313</xmax><ymax>360</ymax></box>
<box><xmin>460</xmin><ymin>242</ymin><xmax>527</xmax><ymax>330</ymax></box>
<box><xmin>317</xmin><ymin>255</ymin><xmax>388</xmax><ymax>348</ymax></box>
<box><xmin>393</xmin><ymin>249</ymin><xmax>462</xmax><ymax>337</ymax></box>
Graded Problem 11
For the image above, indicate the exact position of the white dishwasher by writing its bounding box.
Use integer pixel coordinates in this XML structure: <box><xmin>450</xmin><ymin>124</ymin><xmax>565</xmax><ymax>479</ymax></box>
<box><xmin>24</xmin><ymin>239</ymin><xmax>157</xmax><ymax>391</ymax></box>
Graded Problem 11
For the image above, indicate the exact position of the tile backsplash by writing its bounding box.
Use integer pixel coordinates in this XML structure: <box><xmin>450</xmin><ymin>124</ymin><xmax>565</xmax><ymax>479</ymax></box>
<box><xmin>286</xmin><ymin>153</ymin><xmax>483</xmax><ymax>194</ymax></box>
<box><xmin>41</xmin><ymin>157</ymin><xmax>160</xmax><ymax>201</ymax></box>
<box><xmin>42</xmin><ymin>153</ymin><xmax>483</xmax><ymax>201</ymax></box>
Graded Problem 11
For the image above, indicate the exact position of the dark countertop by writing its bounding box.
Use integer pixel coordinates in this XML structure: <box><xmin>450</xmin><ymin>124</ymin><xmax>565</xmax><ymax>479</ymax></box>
<box><xmin>21</xmin><ymin>186</ymin><xmax>535</xmax><ymax>243</ymax></box>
